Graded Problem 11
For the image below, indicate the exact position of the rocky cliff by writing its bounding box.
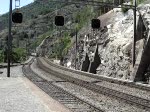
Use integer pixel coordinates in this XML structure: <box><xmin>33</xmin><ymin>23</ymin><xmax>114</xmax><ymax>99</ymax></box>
<box><xmin>64</xmin><ymin>2</ymin><xmax>149</xmax><ymax>81</ymax></box>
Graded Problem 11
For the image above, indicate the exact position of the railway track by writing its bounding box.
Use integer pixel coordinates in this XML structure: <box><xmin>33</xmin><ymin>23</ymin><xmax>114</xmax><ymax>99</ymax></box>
<box><xmin>37</xmin><ymin>57</ymin><xmax>150</xmax><ymax>111</ymax></box>
<box><xmin>22</xmin><ymin>59</ymin><xmax>104</xmax><ymax>112</ymax></box>
<box><xmin>43</xmin><ymin>58</ymin><xmax>150</xmax><ymax>92</ymax></box>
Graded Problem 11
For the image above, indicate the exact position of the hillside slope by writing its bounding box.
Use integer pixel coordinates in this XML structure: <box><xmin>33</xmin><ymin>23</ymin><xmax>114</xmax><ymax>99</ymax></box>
<box><xmin>61</xmin><ymin>1</ymin><xmax>148</xmax><ymax>81</ymax></box>
<box><xmin>0</xmin><ymin>0</ymin><xmax>99</xmax><ymax>62</ymax></box>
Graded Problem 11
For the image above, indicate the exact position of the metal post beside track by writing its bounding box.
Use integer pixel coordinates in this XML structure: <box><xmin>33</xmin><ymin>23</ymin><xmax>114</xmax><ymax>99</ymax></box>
<box><xmin>132</xmin><ymin>0</ymin><xmax>137</xmax><ymax>67</ymax></box>
<box><xmin>75</xmin><ymin>27</ymin><xmax>78</xmax><ymax>69</ymax></box>
<box><xmin>7</xmin><ymin>0</ymin><xmax>13</xmax><ymax>77</ymax></box>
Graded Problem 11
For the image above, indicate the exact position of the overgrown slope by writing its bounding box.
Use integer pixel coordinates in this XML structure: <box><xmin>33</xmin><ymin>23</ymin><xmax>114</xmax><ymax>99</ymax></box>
<box><xmin>0</xmin><ymin>0</ymin><xmax>99</xmax><ymax>62</ymax></box>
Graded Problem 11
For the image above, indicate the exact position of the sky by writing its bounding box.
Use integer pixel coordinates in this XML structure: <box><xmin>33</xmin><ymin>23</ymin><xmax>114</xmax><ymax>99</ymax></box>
<box><xmin>0</xmin><ymin>0</ymin><xmax>34</xmax><ymax>15</ymax></box>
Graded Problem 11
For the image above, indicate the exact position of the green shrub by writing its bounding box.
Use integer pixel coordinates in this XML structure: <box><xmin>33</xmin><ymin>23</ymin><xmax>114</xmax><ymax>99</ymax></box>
<box><xmin>49</xmin><ymin>34</ymin><xmax>71</xmax><ymax>59</ymax></box>
<box><xmin>130</xmin><ymin>0</ymin><xmax>144</xmax><ymax>5</ymax></box>
<box><xmin>0</xmin><ymin>50</ymin><xmax>4</xmax><ymax>63</ymax></box>
<box><xmin>121</xmin><ymin>7</ymin><xmax>129</xmax><ymax>13</ymax></box>
<box><xmin>73</xmin><ymin>6</ymin><xmax>93</xmax><ymax>31</ymax></box>
<box><xmin>12</xmin><ymin>48</ymin><xmax>27</xmax><ymax>63</ymax></box>
<box><xmin>30</xmin><ymin>30</ymin><xmax>53</xmax><ymax>49</ymax></box>
<box><xmin>40</xmin><ymin>8</ymin><xmax>51</xmax><ymax>15</ymax></box>
<box><xmin>137</xmin><ymin>0</ymin><xmax>144</xmax><ymax>4</ymax></box>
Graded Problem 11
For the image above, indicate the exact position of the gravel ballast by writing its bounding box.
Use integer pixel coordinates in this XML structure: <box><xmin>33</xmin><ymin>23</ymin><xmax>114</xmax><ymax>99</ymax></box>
<box><xmin>33</xmin><ymin>59</ymin><xmax>149</xmax><ymax>112</ymax></box>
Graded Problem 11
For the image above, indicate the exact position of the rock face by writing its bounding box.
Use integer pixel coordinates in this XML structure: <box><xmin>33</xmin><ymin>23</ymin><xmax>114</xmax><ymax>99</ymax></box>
<box><xmin>96</xmin><ymin>9</ymin><xmax>134</xmax><ymax>80</ymax></box>
<box><xmin>35</xmin><ymin>1</ymin><xmax>148</xmax><ymax>81</ymax></box>
<box><xmin>66</xmin><ymin>8</ymin><xmax>135</xmax><ymax>80</ymax></box>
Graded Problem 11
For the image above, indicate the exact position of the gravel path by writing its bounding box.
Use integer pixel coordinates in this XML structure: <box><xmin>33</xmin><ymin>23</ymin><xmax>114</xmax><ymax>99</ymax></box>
<box><xmin>0</xmin><ymin>56</ymin><xmax>33</xmax><ymax>78</ymax></box>
<box><xmin>0</xmin><ymin>61</ymin><xmax>70</xmax><ymax>112</ymax></box>
<box><xmin>32</xmin><ymin>59</ymin><xmax>148</xmax><ymax>112</ymax></box>
<box><xmin>0</xmin><ymin>78</ymin><xmax>50</xmax><ymax>112</ymax></box>
<box><xmin>0</xmin><ymin>64</ymin><xmax>53</xmax><ymax>112</ymax></box>
<box><xmin>0</xmin><ymin>66</ymin><xmax>24</xmax><ymax>77</ymax></box>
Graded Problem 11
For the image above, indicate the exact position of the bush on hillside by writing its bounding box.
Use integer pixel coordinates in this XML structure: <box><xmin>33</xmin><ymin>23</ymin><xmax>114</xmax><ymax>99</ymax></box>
<box><xmin>121</xmin><ymin>7</ymin><xmax>129</xmax><ymax>13</ymax></box>
<box><xmin>0</xmin><ymin>50</ymin><xmax>4</xmax><ymax>63</ymax></box>
<box><xmin>11</xmin><ymin>48</ymin><xmax>27</xmax><ymax>63</ymax></box>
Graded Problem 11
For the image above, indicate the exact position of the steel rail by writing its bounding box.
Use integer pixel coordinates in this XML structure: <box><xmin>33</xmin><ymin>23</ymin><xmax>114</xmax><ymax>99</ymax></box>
<box><xmin>43</xmin><ymin>58</ymin><xmax>150</xmax><ymax>91</ymax></box>
<box><xmin>37</xmin><ymin>57</ymin><xmax>150</xmax><ymax>111</ymax></box>
<box><xmin>22</xmin><ymin>59</ymin><xmax>104</xmax><ymax>112</ymax></box>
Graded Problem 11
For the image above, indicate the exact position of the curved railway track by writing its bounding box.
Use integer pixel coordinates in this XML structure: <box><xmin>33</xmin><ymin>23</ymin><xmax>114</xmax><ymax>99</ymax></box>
<box><xmin>22</xmin><ymin>59</ymin><xmax>104</xmax><ymax>112</ymax></box>
<box><xmin>42</xmin><ymin>58</ymin><xmax>150</xmax><ymax>92</ymax></box>
<box><xmin>37</xmin><ymin>57</ymin><xmax>150</xmax><ymax>111</ymax></box>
